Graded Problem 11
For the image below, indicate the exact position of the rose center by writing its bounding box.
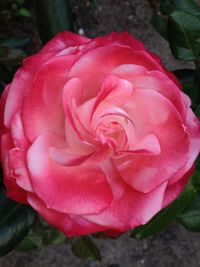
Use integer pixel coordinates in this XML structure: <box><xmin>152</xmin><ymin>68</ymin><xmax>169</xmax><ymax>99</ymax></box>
<box><xmin>95</xmin><ymin>121</ymin><xmax>127</xmax><ymax>151</ymax></box>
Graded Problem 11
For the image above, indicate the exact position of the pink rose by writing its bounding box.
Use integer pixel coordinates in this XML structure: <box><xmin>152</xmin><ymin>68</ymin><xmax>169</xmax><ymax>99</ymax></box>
<box><xmin>1</xmin><ymin>32</ymin><xmax>200</xmax><ymax>237</ymax></box>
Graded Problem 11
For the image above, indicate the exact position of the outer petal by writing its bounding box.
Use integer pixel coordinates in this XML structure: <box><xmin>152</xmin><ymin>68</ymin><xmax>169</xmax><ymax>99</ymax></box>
<box><xmin>22</xmin><ymin>55</ymin><xmax>78</xmax><ymax>141</ymax></box>
<box><xmin>27</xmin><ymin>193</ymin><xmax>106</xmax><ymax>237</ymax></box>
<box><xmin>168</xmin><ymin>108</ymin><xmax>200</xmax><ymax>185</ymax></box>
<box><xmin>0</xmin><ymin>85</ymin><xmax>10</xmax><ymax>151</ymax></box>
<box><xmin>84</xmin><ymin>160</ymin><xmax>167</xmax><ymax>231</ymax></box>
<box><xmin>27</xmin><ymin>132</ymin><xmax>113</xmax><ymax>215</ymax></box>
<box><xmin>39</xmin><ymin>32</ymin><xmax>91</xmax><ymax>54</ymax></box>
<box><xmin>162</xmin><ymin>166</ymin><xmax>194</xmax><ymax>208</ymax></box>
<box><xmin>4</xmin><ymin>52</ymin><xmax>64</xmax><ymax>128</ymax></box>
<box><xmin>1</xmin><ymin>133</ymin><xmax>27</xmax><ymax>203</ymax></box>
<box><xmin>9</xmin><ymin>113</ymin><xmax>33</xmax><ymax>192</ymax></box>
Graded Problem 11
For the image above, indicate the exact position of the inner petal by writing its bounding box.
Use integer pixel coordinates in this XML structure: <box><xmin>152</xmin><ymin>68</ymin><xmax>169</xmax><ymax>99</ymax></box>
<box><xmin>91</xmin><ymin>74</ymin><xmax>133</xmax><ymax>119</ymax></box>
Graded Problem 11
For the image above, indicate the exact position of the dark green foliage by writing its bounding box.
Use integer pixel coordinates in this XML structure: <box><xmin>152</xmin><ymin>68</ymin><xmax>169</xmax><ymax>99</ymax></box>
<box><xmin>35</xmin><ymin>0</ymin><xmax>74</xmax><ymax>44</ymax></box>
<box><xmin>0</xmin><ymin>188</ymin><xmax>35</xmax><ymax>256</ymax></box>
<box><xmin>153</xmin><ymin>0</ymin><xmax>200</xmax><ymax>61</ymax></box>
<box><xmin>72</xmin><ymin>236</ymin><xmax>101</xmax><ymax>261</ymax></box>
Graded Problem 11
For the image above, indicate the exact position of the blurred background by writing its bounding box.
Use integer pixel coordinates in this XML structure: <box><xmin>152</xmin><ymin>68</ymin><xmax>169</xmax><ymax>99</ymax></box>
<box><xmin>0</xmin><ymin>0</ymin><xmax>200</xmax><ymax>266</ymax></box>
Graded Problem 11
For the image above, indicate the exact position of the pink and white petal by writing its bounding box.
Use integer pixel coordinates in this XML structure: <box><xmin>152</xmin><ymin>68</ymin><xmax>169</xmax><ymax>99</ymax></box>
<box><xmin>27</xmin><ymin>132</ymin><xmax>113</xmax><ymax>215</ymax></box>
<box><xmin>1</xmin><ymin>133</ymin><xmax>27</xmax><ymax>203</ymax></box>
<box><xmin>63</xmin><ymin>77</ymin><xmax>85</xmax><ymax>133</ymax></box>
<box><xmin>148</xmin><ymin>51</ymin><xmax>182</xmax><ymax>89</ymax></box>
<box><xmin>74</xmin><ymin>32</ymin><xmax>145</xmax><ymax>57</ymax></box>
<box><xmin>115</xmin><ymin>89</ymin><xmax>190</xmax><ymax>193</ymax></box>
<box><xmin>91</xmin><ymin>75</ymin><xmax>133</xmax><ymax>116</ymax></box>
<box><xmin>168</xmin><ymin>108</ymin><xmax>200</xmax><ymax>185</ymax></box>
<box><xmin>162</xmin><ymin>167</ymin><xmax>193</xmax><ymax>208</ymax></box>
<box><xmin>9</xmin><ymin>148</ymin><xmax>32</xmax><ymax>192</ymax></box>
<box><xmin>68</xmin><ymin>44</ymin><xmax>165</xmax><ymax>101</ymax></box>
<box><xmin>10</xmin><ymin>112</ymin><xmax>29</xmax><ymax>148</ymax></box>
<box><xmin>39</xmin><ymin>31</ymin><xmax>91</xmax><ymax>55</ymax></box>
<box><xmin>91</xmin><ymin>102</ymin><xmax>133</xmax><ymax>129</ymax></box>
<box><xmin>49</xmin><ymin>147</ymin><xmax>94</xmax><ymax>166</ymax></box>
<box><xmin>128</xmin><ymin>71</ymin><xmax>188</xmax><ymax>119</ymax></box>
<box><xmin>91</xmin><ymin>103</ymin><xmax>136</xmax><ymax>149</ymax></box>
<box><xmin>4</xmin><ymin>66</ymin><xmax>33</xmax><ymax>128</ymax></box>
<box><xmin>84</xmin><ymin>160</ymin><xmax>167</xmax><ymax>231</ymax></box>
<box><xmin>111</xmin><ymin>64</ymin><xmax>147</xmax><ymax>79</ymax></box>
<box><xmin>76</xmin><ymin>98</ymin><xmax>96</xmax><ymax>132</ymax></box>
<box><xmin>4</xmin><ymin>49</ymin><xmax>67</xmax><ymax>128</ymax></box>
<box><xmin>22</xmin><ymin>56</ymin><xmax>78</xmax><ymax>141</ymax></box>
<box><xmin>7</xmin><ymin>113</ymin><xmax>33</xmax><ymax>191</ymax></box>
<box><xmin>63</xmin><ymin>78</ymin><xmax>96</xmax><ymax>145</ymax></box>
<box><xmin>28</xmin><ymin>193</ymin><xmax>106</xmax><ymax>237</ymax></box>
<box><xmin>119</xmin><ymin>133</ymin><xmax>161</xmax><ymax>156</ymax></box>
<box><xmin>65</xmin><ymin>122</ymin><xmax>95</xmax><ymax>155</ymax></box>
<box><xmin>114</xmin><ymin>68</ymin><xmax>187</xmax><ymax>120</ymax></box>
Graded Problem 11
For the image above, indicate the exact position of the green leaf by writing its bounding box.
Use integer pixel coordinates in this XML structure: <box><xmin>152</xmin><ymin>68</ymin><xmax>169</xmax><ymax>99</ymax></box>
<box><xmin>45</xmin><ymin>228</ymin><xmax>67</xmax><ymax>245</ymax></box>
<box><xmin>168</xmin><ymin>11</ymin><xmax>200</xmax><ymax>60</ymax></box>
<box><xmin>17</xmin><ymin>231</ymin><xmax>42</xmax><ymax>252</ymax></box>
<box><xmin>17</xmin><ymin>215</ymin><xmax>67</xmax><ymax>251</ymax></box>
<box><xmin>0</xmin><ymin>36</ymin><xmax>31</xmax><ymax>49</ymax></box>
<box><xmin>131</xmin><ymin>181</ymin><xmax>196</xmax><ymax>239</ymax></box>
<box><xmin>72</xmin><ymin>236</ymin><xmax>101</xmax><ymax>261</ymax></box>
<box><xmin>18</xmin><ymin>8</ymin><xmax>32</xmax><ymax>17</ymax></box>
<box><xmin>151</xmin><ymin>14</ymin><xmax>168</xmax><ymax>40</ymax></box>
<box><xmin>190</xmin><ymin>164</ymin><xmax>200</xmax><ymax>192</ymax></box>
<box><xmin>160</xmin><ymin>0</ymin><xmax>200</xmax><ymax>17</ymax></box>
<box><xmin>11</xmin><ymin>3</ymin><xmax>18</xmax><ymax>11</ymax></box>
<box><xmin>160</xmin><ymin>0</ymin><xmax>174</xmax><ymax>15</ymax></box>
<box><xmin>35</xmin><ymin>0</ymin><xmax>74</xmax><ymax>44</ymax></box>
<box><xmin>16</xmin><ymin>0</ymin><xmax>25</xmax><ymax>4</ymax></box>
<box><xmin>0</xmin><ymin>188</ymin><xmax>35</xmax><ymax>256</ymax></box>
<box><xmin>178</xmin><ymin>193</ymin><xmax>200</xmax><ymax>231</ymax></box>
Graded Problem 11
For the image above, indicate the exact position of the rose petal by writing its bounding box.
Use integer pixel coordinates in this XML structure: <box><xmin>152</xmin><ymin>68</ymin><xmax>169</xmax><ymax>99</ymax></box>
<box><xmin>119</xmin><ymin>133</ymin><xmax>161</xmax><ymax>155</ymax></box>
<box><xmin>22</xmin><ymin>56</ymin><xmax>78</xmax><ymax>141</ymax></box>
<box><xmin>49</xmin><ymin>147</ymin><xmax>94</xmax><ymax>166</ymax></box>
<box><xmin>84</xmin><ymin>160</ymin><xmax>167</xmax><ymax>231</ymax></box>
<box><xmin>91</xmin><ymin>75</ymin><xmax>133</xmax><ymax>117</ymax></box>
<box><xmin>162</xmin><ymin>166</ymin><xmax>193</xmax><ymax>208</ymax></box>
<box><xmin>68</xmin><ymin>44</ymin><xmax>164</xmax><ymax>101</ymax></box>
<box><xmin>27</xmin><ymin>132</ymin><xmax>113</xmax><ymax>215</ymax></box>
<box><xmin>28</xmin><ymin>193</ymin><xmax>106</xmax><ymax>237</ymax></box>
<box><xmin>115</xmin><ymin>88</ymin><xmax>189</xmax><ymax>193</ymax></box>
<box><xmin>168</xmin><ymin>108</ymin><xmax>200</xmax><ymax>185</ymax></box>
<box><xmin>1</xmin><ymin>133</ymin><xmax>27</xmax><ymax>203</ymax></box>
<box><xmin>39</xmin><ymin>31</ymin><xmax>91</xmax><ymax>55</ymax></box>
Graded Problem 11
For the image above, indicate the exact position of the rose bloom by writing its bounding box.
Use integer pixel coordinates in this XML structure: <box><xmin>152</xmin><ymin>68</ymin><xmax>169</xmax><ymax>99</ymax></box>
<box><xmin>0</xmin><ymin>32</ymin><xmax>200</xmax><ymax>237</ymax></box>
